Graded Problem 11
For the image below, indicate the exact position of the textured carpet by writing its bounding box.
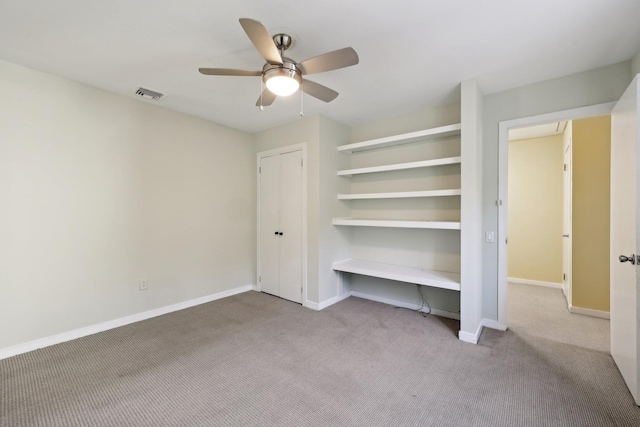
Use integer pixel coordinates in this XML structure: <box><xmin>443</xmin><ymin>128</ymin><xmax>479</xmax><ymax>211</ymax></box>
<box><xmin>2</xmin><ymin>291</ymin><xmax>639</xmax><ymax>426</ymax></box>
<box><xmin>508</xmin><ymin>282</ymin><xmax>610</xmax><ymax>353</ymax></box>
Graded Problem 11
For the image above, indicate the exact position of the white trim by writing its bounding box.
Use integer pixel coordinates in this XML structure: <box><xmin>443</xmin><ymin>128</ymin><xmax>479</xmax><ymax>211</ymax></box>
<box><xmin>459</xmin><ymin>321</ymin><xmax>483</xmax><ymax>344</ymax></box>
<box><xmin>350</xmin><ymin>291</ymin><xmax>461</xmax><ymax>320</ymax></box>
<box><xmin>0</xmin><ymin>285</ymin><xmax>254</xmax><ymax>360</ymax></box>
<box><xmin>497</xmin><ymin>102</ymin><xmax>616</xmax><ymax>329</ymax></box>
<box><xmin>257</xmin><ymin>143</ymin><xmax>308</xmax><ymax>305</ymax></box>
<box><xmin>569</xmin><ymin>305</ymin><xmax>610</xmax><ymax>319</ymax></box>
<box><xmin>508</xmin><ymin>277</ymin><xmax>563</xmax><ymax>289</ymax></box>
<box><xmin>482</xmin><ymin>318</ymin><xmax>507</xmax><ymax>331</ymax></box>
<box><xmin>306</xmin><ymin>292</ymin><xmax>352</xmax><ymax>311</ymax></box>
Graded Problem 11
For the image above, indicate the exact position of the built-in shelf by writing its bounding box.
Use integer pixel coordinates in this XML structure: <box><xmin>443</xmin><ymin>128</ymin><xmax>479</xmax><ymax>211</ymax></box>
<box><xmin>338</xmin><ymin>123</ymin><xmax>461</xmax><ymax>153</ymax></box>
<box><xmin>332</xmin><ymin>258</ymin><xmax>461</xmax><ymax>291</ymax></box>
<box><xmin>338</xmin><ymin>189</ymin><xmax>461</xmax><ymax>200</ymax></box>
<box><xmin>332</xmin><ymin>218</ymin><xmax>461</xmax><ymax>230</ymax></box>
<box><xmin>338</xmin><ymin>156</ymin><xmax>461</xmax><ymax>177</ymax></box>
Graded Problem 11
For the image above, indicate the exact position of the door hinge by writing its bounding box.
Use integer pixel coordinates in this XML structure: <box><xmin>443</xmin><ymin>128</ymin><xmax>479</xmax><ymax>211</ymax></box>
<box><xmin>563</xmin><ymin>273</ymin><xmax>566</xmax><ymax>281</ymax></box>
<box><xmin>259</xmin><ymin>275</ymin><xmax>261</xmax><ymax>283</ymax></box>
<box><xmin>495</xmin><ymin>200</ymin><xmax>503</xmax><ymax>206</ymax></box>
<box><xmin>300</xmin><ymin>159</ymin><xmax>303</xmax><ymax>167</ymax></box>
<box><xmin>259</xmin><ymin>166</ymin><xmax>261</xmax><ymax>174</ymax></box>
<box><xmin>563</xmin><ymin>164</ymin><xmax>567</xmax><ymax>171</ymax></box>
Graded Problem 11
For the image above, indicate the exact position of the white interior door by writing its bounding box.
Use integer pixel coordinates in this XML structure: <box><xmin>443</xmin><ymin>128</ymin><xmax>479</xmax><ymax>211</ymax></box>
<box><xmin>562</xmin><ymin>137</ymin><xmax>572</xmax><ymax>304</ymax></box>
<box><xmin>259</xmin><ymin>154</ymin><xmax>281</xmax><ymax>297</ymax></box>
<box><xmin>278</xmin><ymin>150</ymin><xmax>303</xmax><ymax>303</ymax></box>
<box><xmin>610</xmin><ymin>75</ymin><xmax>640</xmax><ymax>405</ymax></box>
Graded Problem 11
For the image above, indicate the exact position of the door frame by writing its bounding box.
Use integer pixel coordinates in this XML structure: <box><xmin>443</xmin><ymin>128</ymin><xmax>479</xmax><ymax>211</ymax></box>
<box><xmin>256</xmin><ymin>142</ymin><xmax>308</xmax><ymax>305</ymax></box>
<box><xmin>497</xmin><ymin>102</ymin><xmax>616</xmax><ymax>329</ymax></box>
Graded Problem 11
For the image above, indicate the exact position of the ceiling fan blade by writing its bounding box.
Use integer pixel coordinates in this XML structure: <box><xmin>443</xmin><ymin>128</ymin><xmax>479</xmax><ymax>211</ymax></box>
<box><xmin>199</xmin><ymin>68</ymin><xmax>261</xmax><ymax>76</ymax></box>
<box><xmin>256</xmin><ymin>88</ymin><xmax>277</xmax><ymax>107</ymax></box>
<box><xmin>302</xmin><ymin>79</ymin><xmax>339</xmax><ymax>102</ymax></box>
<box><xmin>298</xmin><ymin>47</ymin><xmax>359</xmax><ymax>75</ymax></box>
<box><xmin>239</xmin><ymin>18</ymin><xmax>283</xmax><ymax>65</ymax></box>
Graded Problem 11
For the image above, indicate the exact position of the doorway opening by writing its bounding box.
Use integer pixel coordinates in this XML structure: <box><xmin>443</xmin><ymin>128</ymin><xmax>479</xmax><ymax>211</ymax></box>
<box><xmin>497</xmin><ymin>102</ymin><xmax>616</xmax><ymax>352</ymax></box>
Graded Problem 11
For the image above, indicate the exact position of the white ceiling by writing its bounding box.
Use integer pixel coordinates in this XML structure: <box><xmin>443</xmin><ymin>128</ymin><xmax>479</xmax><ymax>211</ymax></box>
<box><xmin>1</xmin><ymin>0</ymin><xmax>639</xmax><ymax>133</ymax></box>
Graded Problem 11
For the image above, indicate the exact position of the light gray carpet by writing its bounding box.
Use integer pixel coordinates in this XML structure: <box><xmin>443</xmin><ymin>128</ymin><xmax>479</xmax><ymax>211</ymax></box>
<box><xmin>2</xmin><ymin>291</ymin><xmax>640</xmax><ymax>426</ymax></box>
<box><xmin>508</xmin><ymin>282</ymin><xmax>610</xmax><ymax>353</ymax></box>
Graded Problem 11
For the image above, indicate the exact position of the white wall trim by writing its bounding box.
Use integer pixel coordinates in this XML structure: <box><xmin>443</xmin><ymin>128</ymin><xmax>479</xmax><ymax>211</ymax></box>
<box><xmin>497</xmin><ymin>102</ymin><xmax>616</xmax><ymax>329</ymax></box>
<box><xmin>305</xmin><ymin>292</ymin><xmax>351</xmax><ymax>311</ymax></box>
<box><xmin>0</xmin><ymin>284</ymin><xmax>254</xmax><ymax>361</ymax></box>
<box><xmin>569</xmin><ymin>305</ymin><xmax>610</xmax><ymax>319</ymax></box>
<box><xmin>459</xmin><ymin>321</ymin><xmax>483</xmax><ymax>344</ymax></box>
<box><xmin>508</xmin><ymin>277</ymin><xmax>563</xmax><ymax>289</ymax></box>
<box><xmin>482</xmin><ymin>318</ymin><xmax>507</xmax><ymax>331</ymax></box>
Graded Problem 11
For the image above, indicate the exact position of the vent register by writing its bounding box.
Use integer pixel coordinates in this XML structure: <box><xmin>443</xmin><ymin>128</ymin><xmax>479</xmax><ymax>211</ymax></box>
<box><xmin>134</xmin><ymin>87</ymin><xmax>165</xmax><ymax>101</ymax></box>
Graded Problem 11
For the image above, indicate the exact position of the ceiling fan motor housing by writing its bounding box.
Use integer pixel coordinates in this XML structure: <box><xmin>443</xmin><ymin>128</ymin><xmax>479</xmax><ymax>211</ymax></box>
<box><xmin>262</xmin><ymin>59</ymin><xmax>302</xmax><ymax>86</ymax></box>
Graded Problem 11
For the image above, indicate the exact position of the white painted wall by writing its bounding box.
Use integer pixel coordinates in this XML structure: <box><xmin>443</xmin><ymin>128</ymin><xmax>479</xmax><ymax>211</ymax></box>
<box><xmin>482</xmin><ymin>61</ymin><xmax>632</xmax><ymax>321</ymax></box>
<box><xmin>0</xmin><ymin>60</ymin><xmax>255</xmax><ymax>350</ymax></box>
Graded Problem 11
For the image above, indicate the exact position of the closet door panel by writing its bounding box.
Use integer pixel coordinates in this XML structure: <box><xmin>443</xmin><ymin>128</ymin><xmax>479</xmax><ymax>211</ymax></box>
<box><xmin>259</xmin><ymin>154</ymin><xmax>281</xmax><ymax>297</ymax></box>
<box><xmin>278</xmin><ymin>150</ymin><xmax>303</xmax><ymax>303</ymax></box>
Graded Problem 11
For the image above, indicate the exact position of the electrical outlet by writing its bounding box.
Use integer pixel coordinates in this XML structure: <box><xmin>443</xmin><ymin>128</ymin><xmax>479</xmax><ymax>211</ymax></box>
<box><xmin>139</xmin><ymin>280</ymin><xmax>148</xmax><ymax>291</ymax></box>
<box><xmin>485</xmin><ymin>231</ymin><xmax>495</xmax><ymax>243</ymax></box>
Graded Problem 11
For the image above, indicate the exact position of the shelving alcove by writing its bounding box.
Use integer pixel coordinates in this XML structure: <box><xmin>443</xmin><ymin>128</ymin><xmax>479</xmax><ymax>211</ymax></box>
<box><xmin>332</xmin><ymin>123</ymin><xmax>463</xmax><ymax>309</ymax></box>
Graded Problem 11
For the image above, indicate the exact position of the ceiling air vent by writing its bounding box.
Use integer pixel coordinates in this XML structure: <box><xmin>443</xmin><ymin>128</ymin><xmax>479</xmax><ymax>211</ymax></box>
<box><xmin>134</xmin><ymin>87</ymin><xmax>165</xmax><ymax>101</ymax></box>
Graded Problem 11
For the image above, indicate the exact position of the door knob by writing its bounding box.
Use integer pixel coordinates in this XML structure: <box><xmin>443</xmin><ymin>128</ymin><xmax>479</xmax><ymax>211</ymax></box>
<box><xmin>619</xmin><ymin>254</ymin><xmax>636</xmax><ymax>265</ymax></box>
<box><xmin>274</xmin><ymin>231</ymin><xmax>279</xmax><ymax>235</ymax></box>
<box><xmin>279</xmin><ymin>232</ymin><xmax>283</xmax><ymax>236</ymax></box>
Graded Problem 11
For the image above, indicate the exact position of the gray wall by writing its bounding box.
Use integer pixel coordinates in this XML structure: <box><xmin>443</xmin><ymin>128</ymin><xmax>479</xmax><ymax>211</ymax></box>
<box><xmin>0</xmin><ymin>60</ymin><xmax>256</xmax><ymax>349</ymax></box>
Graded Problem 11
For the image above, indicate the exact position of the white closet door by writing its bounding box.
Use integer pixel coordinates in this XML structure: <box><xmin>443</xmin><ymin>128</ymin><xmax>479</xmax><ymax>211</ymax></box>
<box><xmin>278</xmin><ymin>150</ymin><xmax>303</xmax><ymax>303</ymax></box>
<box><xmin>259</xmin><ymin>154</ymin><xmax>281</xmax><ymax>297</ymax></box>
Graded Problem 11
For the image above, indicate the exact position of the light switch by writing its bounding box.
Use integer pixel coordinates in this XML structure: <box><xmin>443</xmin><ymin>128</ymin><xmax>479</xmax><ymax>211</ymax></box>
<box><xmin>485</xmin><ymin>231</ymin><xmax>495</xmax><ymax>243</ymax></box>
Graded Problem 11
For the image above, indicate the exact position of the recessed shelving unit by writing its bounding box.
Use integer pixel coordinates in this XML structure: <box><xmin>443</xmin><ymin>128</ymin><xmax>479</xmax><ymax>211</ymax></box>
<box><xmin>332</xmin><ymin>259</ymin><xmax>461</xmax><ymax>291</ymax></box>
<box><xmin>333</xmin><ymin>121</ymin><xmax>462</xmax><ymax>306</ymax></box>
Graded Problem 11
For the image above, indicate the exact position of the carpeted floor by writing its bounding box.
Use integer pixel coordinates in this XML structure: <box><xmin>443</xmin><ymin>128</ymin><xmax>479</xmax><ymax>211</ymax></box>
<box><xmin>2</xmin><ymin>291</ymin><xmax>639</xmax><ymax>426</ymax></box>
<box><xmin>508</xmin><ymin>282</ymin><xmax>610</xmax><ymax>353</ymax></box>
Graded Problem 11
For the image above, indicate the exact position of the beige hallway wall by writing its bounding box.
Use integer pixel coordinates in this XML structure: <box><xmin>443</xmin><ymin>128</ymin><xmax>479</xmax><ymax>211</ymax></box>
<box><xmin>508</xmin><ymin>135</ymin><xmax>564</xmax><ymax>283</ymax></box>
<box><xmin>572</xmin><ymin>115</ymin><xmax>611</xmax><ymax>312</ymax></box>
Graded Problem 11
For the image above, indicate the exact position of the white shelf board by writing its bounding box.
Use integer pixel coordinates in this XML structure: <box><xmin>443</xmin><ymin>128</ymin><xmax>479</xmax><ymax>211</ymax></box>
<box><xmin>338</xmin><ymin>156</ymin><xmax>461</xmax><ymax>177</ymax></box>
<box><xmin>332</xmin><ymin>218</ymin><xmax>461</xmax><ymax>230</ymax></box>
<box><xmin>332</xmin><ymin>258</ymin><xmax>461</xmax><ymax>291</ymax></box>
<box><xmin>338</xmin><ymin>189</ymin><xmax>461</xmax><ymax>200</ymax></box>
<box><xmin>338</xmin><ymin>123</ymin><xmax>461</xmax><ymax>153</ymax></box>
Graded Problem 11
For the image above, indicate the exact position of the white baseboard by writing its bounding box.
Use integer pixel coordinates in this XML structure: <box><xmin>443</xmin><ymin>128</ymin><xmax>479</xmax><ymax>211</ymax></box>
<box><xmin>509</xmin><ymin>277</ymin><xmax>563</xmax><ymax>290</ymax></box>
<box><xmin>459</xmin><ymin>321</ymin><xmax>483</xmax><ymax>344</ymax></box>
<box><xmin>350</xmin><ymin>291</ymin><xmax>461</xmax><ymax>320</ymax></box>
<box><xmin>0</xmin><ymin>284</ymin><xmax>254</xmax><ymax>361</ymax></box>
<box><xmin>305</xmin><ymin>292</ymin><xmax>351</xmax><ymax>311</ymax></box>
<box><xmin>569</xmin><ymin>305</ymin><xmax>610</xmax><ymax>319</ymax></box>
<box><xmin>482</xmin><ymin>318</ymin><xmax>507</xmax><ymax>331</ymax></box>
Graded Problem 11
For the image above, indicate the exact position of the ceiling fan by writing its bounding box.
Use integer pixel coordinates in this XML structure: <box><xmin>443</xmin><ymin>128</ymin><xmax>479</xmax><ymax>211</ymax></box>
<box><xmin>199</xmin><ymin>18</ymin><xmax>359</xmax><ymax>107</ymax></box>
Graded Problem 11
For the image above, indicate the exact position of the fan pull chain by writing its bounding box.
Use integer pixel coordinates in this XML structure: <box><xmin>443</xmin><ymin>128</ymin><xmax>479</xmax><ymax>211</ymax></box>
<box><xmin>300</xmin><ymin>82</ymin><xmax>304</xmax><ymax>117</ymax></box>
<box><xmin>259</xmin><ymin>78</ymin><xmax>264</xmax><ymax>111</ymax></box>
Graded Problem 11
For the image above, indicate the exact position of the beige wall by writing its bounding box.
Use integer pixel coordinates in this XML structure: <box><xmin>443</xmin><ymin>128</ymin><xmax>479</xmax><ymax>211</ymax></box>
<box><xmin>572</xmin><ymin>115</ymin><xmax>611</xmax><ymax>312</ymax></box>
<box><xmin>0</xmin><ymin>60</ymin><xmax>256</xmax><ymax>350</ymax></box>
<box><xmin>508</xmin><ymin>135</ymin><xmax>564</xmax><ymax>283</ymax></box>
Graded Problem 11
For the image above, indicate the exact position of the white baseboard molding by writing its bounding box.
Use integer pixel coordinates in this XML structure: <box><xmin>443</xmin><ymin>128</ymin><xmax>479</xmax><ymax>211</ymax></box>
<box><xmin>509</xmin><ymin>277</ymin><xmax>563</xmax><ymax>290</ymax></box>
<box><xmin>459</xmin><ymin>321</ymin><xmax>483</xmax><ymax>344</ymax></box>
<box><xmin>569</xmin><ymin>305</ymin><xmax>610</xmax><ymax>319</ymax></box>
<box><xmin>482</xmin><ymin>318</ymin><xmax>507</xmax><ymax>331</ymax></box>
<box><xmin>0</xmin><ymin>284</ymin><xmax>254</xmax><ymax>361</ymax></box>
<box><xmin>350</xmin><ymin>291</ymin><xmax>461</xmax><ymax>320</ymax></box>
<box><xmin>305</xmin><ymin>292</ymin><xmax>352</xmax><ymax>311</ymax></box>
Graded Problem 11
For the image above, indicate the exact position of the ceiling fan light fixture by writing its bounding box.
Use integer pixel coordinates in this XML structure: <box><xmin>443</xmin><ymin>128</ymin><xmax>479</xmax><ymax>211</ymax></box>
<box><xmin>263</xmin><ymin>65</ymin><xmax>302</xmax><ymax>97</ymax></box>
